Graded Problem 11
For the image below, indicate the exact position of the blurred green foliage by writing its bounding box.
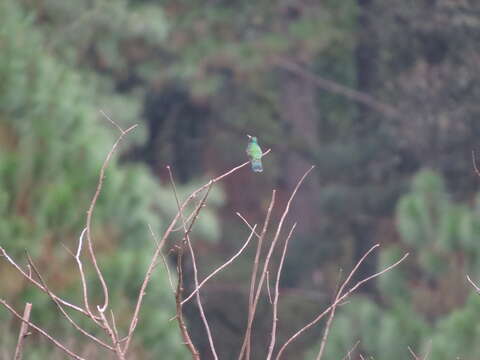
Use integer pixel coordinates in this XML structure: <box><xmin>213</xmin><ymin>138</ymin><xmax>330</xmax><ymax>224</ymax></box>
<box><xmin>306</xmin><ymin>170</ymin><xmax>480</xmax><ymax>359</ymax></box>
<box><xmin>0</xmin><ymin>1</ymin><xmax>222</xmax><ymax>358</ymax></box>
<box><xmin>3</xmin><ymin>0</ymin><xmax>480</xmax><ymax>358</ymax></box>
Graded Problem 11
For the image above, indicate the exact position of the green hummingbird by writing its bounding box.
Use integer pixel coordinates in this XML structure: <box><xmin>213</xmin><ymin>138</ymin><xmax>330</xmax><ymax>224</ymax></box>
<box><xmin>246</xmin><ymin>135</ymin><xmax>263</xmax><ymax>172</ymax></box>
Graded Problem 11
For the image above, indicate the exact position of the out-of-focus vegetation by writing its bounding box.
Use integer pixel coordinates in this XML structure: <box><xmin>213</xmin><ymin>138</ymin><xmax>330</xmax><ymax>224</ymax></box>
<box><xmin>0</xmin><ymin>1</ymin><xmax>221</xmax><ymax>358</ymax></box>
<box><xmin>2</xmin><ymin>0</ymin><xmax>480</xmax><ymax>358</ymax></box>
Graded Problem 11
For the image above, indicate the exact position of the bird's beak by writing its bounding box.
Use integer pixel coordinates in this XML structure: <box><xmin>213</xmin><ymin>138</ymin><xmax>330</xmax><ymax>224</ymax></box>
<box><xmin>246</xmin><ymin>134</ymin><xmax>252</xmax><ymax>139</ymax></box>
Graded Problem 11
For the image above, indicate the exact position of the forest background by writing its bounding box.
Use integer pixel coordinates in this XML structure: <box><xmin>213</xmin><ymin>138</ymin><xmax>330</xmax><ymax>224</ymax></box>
<box><xmin>1</xmin><ymin>0</ymin><xmax>480</xmax><ymax>359</ymax></box>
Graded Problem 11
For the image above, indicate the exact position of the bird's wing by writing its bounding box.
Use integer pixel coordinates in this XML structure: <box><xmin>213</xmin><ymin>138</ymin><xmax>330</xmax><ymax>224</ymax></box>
<box><xmin>249</xmin><ymin>143</ymin><xmax>262</xmax><ymax>159</ymax></box>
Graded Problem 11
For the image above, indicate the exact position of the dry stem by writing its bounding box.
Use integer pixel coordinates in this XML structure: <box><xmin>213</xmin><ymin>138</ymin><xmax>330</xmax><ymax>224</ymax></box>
<box><xmin>168</xmin><ymin>166</ymin><xmax>219</xmax><ymax>360</ymax></box>
<box><xmin>0</xmin><ymin>299</ymin><xmax>85</xmax><ymax>360</ymax></box>
<box><xmin>85</xmin><ymin>112</ymin><xmax>138</xmax><ymax>314</ymax></box>
<box><xmin>274</xmin><ymin>246</ymin><xmax>409</xmax><ymax>359</ymax></box>
<box><xmin>266</xmin><ymin>223</ymin><xmax>297</xmax><ymax>360</ymax></box>
<box><xmin>239</xmin><ymin>166</ymin><xmax>314</xmax><ymax>360</ymax></box>
<box><xmin>182</xmin><ymin>226</ymin><xmax>257</xmax><ymax>305</ymax></box>
<box><xmin>14</xmin><ymin>302</ymin><xmax>32</xmax><ymax>360</ymax></box>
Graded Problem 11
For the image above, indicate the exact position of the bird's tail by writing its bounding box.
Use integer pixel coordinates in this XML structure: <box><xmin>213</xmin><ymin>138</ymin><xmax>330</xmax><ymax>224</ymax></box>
<box><xmin>251</xmin><ymin>159</ymin><xmax>263</xmax><ymax>172</ymax></box>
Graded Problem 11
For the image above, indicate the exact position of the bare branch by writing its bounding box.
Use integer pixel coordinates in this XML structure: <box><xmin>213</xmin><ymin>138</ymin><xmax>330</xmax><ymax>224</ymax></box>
<box><xmin>97</xmin><ymin>307</ymin><xmax>125</xmax><ymax>360</ymax></box>
<box><xmin>123</xmin><ymin>150</ymin><xmax>271</xmax><ymax>356</ymax></box>
<box><xmin>175</xmin><ymin>246</ymin><xmax>200</xmax><ymax>359</ymax></box>
<box><xmin>0</xmin><ymin>299</ymin><xmax>85</xmax><ymax>360</ymax></box>
<box><xmin>85</xmin><ymin>114</ymin><xmax>138</xmax><ymax>314</ymax></box>
<box><xmin>472</xmin><ymin>150</ymin><xmax>480</xmax><ymax>178</ymax></box>
<box><xmin>148</xmin><ymin>225</ymin><xmax>175</xmax><ymax>294</ymax></box>
<box><xmin>25</xmin><ymin>253</ymin><xmax>113</xmax><ymax>350</ymax></box>
<box><xmin>467</xmin><ymin>275</ymin><xmax>480</xmax><ymax>293</ymax></box>
<box><xmin>275</xmin><ymin>247</ymin><xmax>409</xmax><ymax>360</ymax></box>
<box><xmin>14</xmin><ymin>302</ymin><xmax>32</xmax><ymax>360</ymax></box>
<box><xmin>240</xmin><ymin>166</ymin><xmax>314</xmax><ymax>360</ymax></box>
<box><xmin>408</xmin><ymin>346</ymin><xmax>421</xmax><ymax>360</ymax></box>
<box><xmin>168</xmin><ymin>166</ymin><xmax>219</xmax><ymax>360</ymax></box>
<box><xmin>341</xmin><ymin>340</ymin><xmax>360</xmax><ymax>360</ymax></box>
<box><xmin>266</xmin><ymin>223</ymin><xmax>297</xmax><ymax>360</ymax></box>
<box><xmin>236</xmin><ymin>213</ymin><xmax>262</xmax><ymax>239</ymax></box>
<box><xmin>72</xmin><ymin>228</ymin><xmax>101</xmax><ymax>323</ymax></box>
<box><xmin>266</xmin><ymin>271</ymin><xmax>273</xmax><ymax>305</ymax></box>
<box><xmin>273</xmin><ymin>57</ymin><xmax>401</xmax><ymax>119</ymax></box>
<box><xmin>0</xmin><ymin>247</ymin><xmax>87</xmax><ymax>316</ymax></box>
<box><xmin>182</xmin><ymin>225</ymin><xmax>257</xmax><ymax>305</ymax></box>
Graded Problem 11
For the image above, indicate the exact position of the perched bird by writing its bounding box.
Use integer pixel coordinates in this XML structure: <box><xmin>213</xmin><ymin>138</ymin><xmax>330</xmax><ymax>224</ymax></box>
<box><xmin>246</xmin><ymin>135</ymin><xmax>263</xmax><ymax>172</ymax></box>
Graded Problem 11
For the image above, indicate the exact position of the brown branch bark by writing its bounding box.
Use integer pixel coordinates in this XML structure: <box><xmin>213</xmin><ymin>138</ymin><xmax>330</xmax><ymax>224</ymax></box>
<box><xmin>14</xmin><ymin>302</ymin><xmax>32</xmax><ymax>360</ymax></box>
<box><xmin>239</xmin><ymin>166</ymin><xmax>314</xmax><ymax>360</ymax></box>
<box><xmin>266</xmin><ymin>223</ymin><xmax>297</xmax><ymax>360</ymax></box>
<box><xmin>85</xmin><ymin>112</ymin><xmax>138</xmax><ymax>314</ymax></box>
<box><xmin>275</xmin><ymin>246</ymin><xmax>408</xmax><ymax>360</ymax></box>
<box><xmin>0</xmin><ymin>299</ymin><xmax>85</xmax><ymax>360</ymax></box>
<box><xmin>123</xmin><ymin>149</ymin><xmax>271</xmax><ymax>355</ymax></box>
<box><xmin>273</xmin><ymin>57</ymin><xmax>401</xmax><ymax>120</ymax></box>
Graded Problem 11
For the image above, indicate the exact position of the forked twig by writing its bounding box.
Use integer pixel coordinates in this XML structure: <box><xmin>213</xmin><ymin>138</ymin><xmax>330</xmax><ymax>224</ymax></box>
<box><xmin>85</xmin><ymin>111</ymin><xmax>138</xmax><ymax>314</ymax></box>
<box><xmin>123</xmin><ymin>150</ymin><xmax>271</xmax><ymax>355</ymax></box>
<box><xmin>275</xmin><ymin>246</ymin><xmax>409</xmax><ymax>360</ymax></box>
<box><xmin>239</xmin><ymin>167</ymin><xmax>314</xmax><ymax>360</ymax></box>
<box><xmin>266</xmin><ymin>223</ymin><xmax>297</xmax><ymax>360</ymax></box>
<box><xmin>0</xmin><ymin>247</ymin><xmax>87</xmax><ymax>315</ymax></box>
<box><xmin>341</xmin><ymin>340</ymin><xmax>360</xmax><ymax>360</ymax></box>
<box><xmin>182</xmin><ymin>226</ymin><xmax>257</xmax><ymax>305</ymax></box>
<box><xmin>175</xmin><ymin>245</ymin><xmax>200</xmax><ymax>359</ymax></box>
<box><xmin>0</xmin><ymin>299</ymin><xmax>85</xmax><ymax>360</ymax></box>
<box><xmin>168</xmin><ymin>166</ymin><xmax>219</xmax><ymax>360</ymax></box>
<box><xmin>25</xmin><ymin>254</ymin><xmax>113</xmax><ymax>350</ymax></box>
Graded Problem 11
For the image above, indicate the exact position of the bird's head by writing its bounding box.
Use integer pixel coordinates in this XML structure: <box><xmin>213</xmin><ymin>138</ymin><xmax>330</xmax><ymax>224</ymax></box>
<box><xmin>247</xmin><ymin>134</ymin><xmax>258</xmax><ymax>143</ymax></box>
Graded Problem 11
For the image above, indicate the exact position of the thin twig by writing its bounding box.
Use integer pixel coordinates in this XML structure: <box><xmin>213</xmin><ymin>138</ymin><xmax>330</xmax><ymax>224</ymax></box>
<box><xmin>97</xmin><ymin>308</ymin><xmax>125</xmax><ymax>360</ymax></box>
<box><xmin>239</xmin><ymin>191</ymin><xmax>276</xmax><ymax>360</ymax></box>
<box><xmin>73</xmin><ymin>228</ymin><xmax>101</xmax><ymax>323</ymax></box>
<box><xmin>85</xmin><ymin>113</ymin><xmax>138</xmax><ymax>314</ymax></box>
<box><xmin>123</xmin><ymin>150</ymin><xmax>271</xmax><ymax>355</ymax></box>
<box><xmin>148</xmin><ymin>225</ymin><xmax>175</xmax><ymax>293</ymax></box>
<box><xmin>0</xmin><ymin>299</ymin><xmax>85</xmax><ymax>360</ymax></box>
<box><xmin>239</xmin><ymin>167</ymin><xmax>314</xmax><ymax>360</ymax></box>
<box><xmin>275</xmin><ymin>247</ymin><xmax>409</xmax><ymax>360</ymax></box>
<box><xmin>25</xmin><ymin>254</ymin><xmax>113</xmax><ymax>350</ymax></box>
<box><xmin>266</xmin><ymin>271</ymin><xmax>273</xmax><ymax>305</ymax></box>
<box><xmin>408</xmin><ymin>346</ymin><xmax>421</xmax><ymax>360</ymax></box>
<box><xmin>175</xmin><ymin>246</ymin><xmax>200</xmax><ymax>359</ymax></box>
<box><xmin>182</xmin><ymin>226</ymin><xmax>257</xmax><ymax>305</ymax></box>
<box><xmin>466</xmin><ymin>274</ymin><xmax>480</xmax><ymax>293</ymax></box>
<box><xmin>168</xmin><ymin>166</ymin><xmax>219</xmax><ymax>360</ymax></box>
<box><xmin>472</xmin><ymin>150</ymin><xmax>480</xmax><ymax>177</ymax></box>
<box><xmin>236</xmin><ymin>213</ymin><xmax>262</xmax><ymax>239</ymax></box>
<box><xmin>266</xmin><ymin>223</ymin><xmax>297</xmax><ymax>360</ymax></box>
<box><xmin>341</xmin><ymin>340</ymin><xmax>360</xmax><ymax>360</ymax></box>
<box><xmin>14</xmin><ymin>302</ymin><xmax>32</xmax><ymax>360</ymax></box>
<box><xmin>0</xmin><ymin>247</ymin><xmax>87</xmax><ymax>315</ymax></box>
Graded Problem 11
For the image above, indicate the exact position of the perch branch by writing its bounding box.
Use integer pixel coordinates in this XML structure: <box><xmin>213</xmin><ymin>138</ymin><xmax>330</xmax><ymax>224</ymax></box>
<box><xmin>123</xmin><ymin>149</ymin><xmax>271</xmax><ymax>355</ymax></box>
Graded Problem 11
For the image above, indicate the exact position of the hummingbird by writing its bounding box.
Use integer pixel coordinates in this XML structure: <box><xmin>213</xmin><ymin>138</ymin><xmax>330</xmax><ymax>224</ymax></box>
<box><xmin>246</xmin><ymin>135</ymin><xmax>263</xmax><ymax>172</ymax></box>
